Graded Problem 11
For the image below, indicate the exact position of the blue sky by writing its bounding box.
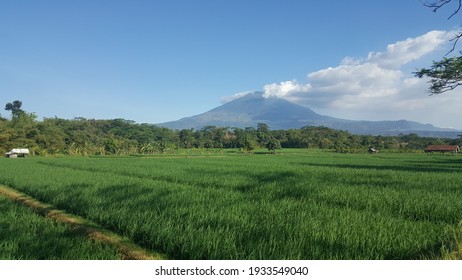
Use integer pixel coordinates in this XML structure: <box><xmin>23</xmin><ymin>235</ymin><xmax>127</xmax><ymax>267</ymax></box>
<box><xmin>2</xmin><ymin>0</ymin><xmax>462</xmax><ymax>128</ymax></box>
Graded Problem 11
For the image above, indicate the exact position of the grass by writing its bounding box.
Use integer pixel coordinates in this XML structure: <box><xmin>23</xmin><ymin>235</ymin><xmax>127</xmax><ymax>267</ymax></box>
<box><xmin>0</xmin><ymin>195</ymin><xmax>122</xmax><ymax>260</ymax></box>
<box><xmin>0</xmin><ymin>149</ymin><xmax>461</xmax><ymax>259</ymax></box>
<box><xmin>0</xmin><ymin>185</ymin><xmax>165</xmax><ymax>260</ymax></box>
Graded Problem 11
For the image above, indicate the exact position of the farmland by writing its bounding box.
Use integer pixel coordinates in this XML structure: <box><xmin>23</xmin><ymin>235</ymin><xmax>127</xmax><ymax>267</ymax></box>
<box><xmin>0</xmin><ymin>195</ymin><xmax>122</xmax><ymax>259</ymax></box>
<box><xmin>0</xmin><ymin>149</ymin><xmax>461</xmax><ymax>259</ymax></box>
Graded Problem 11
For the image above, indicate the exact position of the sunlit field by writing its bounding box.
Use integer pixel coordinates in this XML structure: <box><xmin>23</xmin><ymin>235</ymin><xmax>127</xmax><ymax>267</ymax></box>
<box><xmin>0</xmin><ymin>150</ymin><xmax>461</xmax><ymax>259</ymax></box>
<box><xmin>0</xmin><ymin>195</ymin><xmax>122</xmax><ymax>260</ymax></box>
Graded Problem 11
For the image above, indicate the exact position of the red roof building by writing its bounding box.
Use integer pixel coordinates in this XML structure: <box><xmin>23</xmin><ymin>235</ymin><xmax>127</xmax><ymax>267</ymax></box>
<box><xmin>424</xmin><ymin>145</ymin><xmax>460</xmax><ymax>153</ymax></box>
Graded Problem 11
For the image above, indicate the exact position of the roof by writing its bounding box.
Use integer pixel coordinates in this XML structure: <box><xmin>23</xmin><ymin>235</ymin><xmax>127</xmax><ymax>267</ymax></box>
<box><xmin>9</xmin><ymin>148</ymin><xmax>30</xmax><ymax>154</ymax></box>
<box><xmin>424</xmin><ymin>145</ymin><xmax>459</xmax><ymax>152</ymax></box>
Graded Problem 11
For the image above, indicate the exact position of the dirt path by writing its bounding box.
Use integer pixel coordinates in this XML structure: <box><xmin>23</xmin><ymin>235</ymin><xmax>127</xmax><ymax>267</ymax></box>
<box><xmin>0</xmin><ymin>185</ymin><xmax>166</xmax><ymax>260</ymax></box>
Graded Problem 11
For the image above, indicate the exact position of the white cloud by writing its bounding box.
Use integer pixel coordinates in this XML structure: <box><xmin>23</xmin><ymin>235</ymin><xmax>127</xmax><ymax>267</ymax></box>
<box><xmin>298</xmin><ymin>30</ymin><xmax>456</xmax><ymax>122</ymax></box>
<box><xmin>367</xmin><ymin>30</ymin><xmax>451</xmax><ymax>69</ymax></box>
<box><xmin>262</xmin><ymin>80</ymin><xmax>311</xmax><ymax>98</ymax></box>
<box><xmin>308</xmin><ymin>63</ymin><xmax>402</xmax><ymax>97</ymax></box>
<box><xmin>221</xmin><ymin>90</ymin><xmax>255</xmax><ymax>103</ymax></box>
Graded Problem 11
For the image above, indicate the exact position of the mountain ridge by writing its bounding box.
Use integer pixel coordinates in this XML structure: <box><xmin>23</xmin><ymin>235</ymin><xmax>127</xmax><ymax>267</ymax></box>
<box><xmin>159</xmin><ymin>92</ymin><xmax>460</xmax><ymax>137</ymax></box>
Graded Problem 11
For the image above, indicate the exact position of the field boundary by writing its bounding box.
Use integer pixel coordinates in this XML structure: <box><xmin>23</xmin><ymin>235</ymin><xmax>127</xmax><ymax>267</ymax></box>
<box><xmin>0</xmin><ymin>184</ymin><xmax>166</xmax><ymax>260</ymax></box>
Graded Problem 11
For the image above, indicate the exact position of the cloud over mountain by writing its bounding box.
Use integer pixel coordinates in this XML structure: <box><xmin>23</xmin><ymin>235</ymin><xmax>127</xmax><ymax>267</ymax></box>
<box><xmin>367</xmin><ymin>30</ymin><xmax>450</xmax><ymax>68</ymax></box>
<box><xmin>225</xmin><ymin>30</ymin><xmax>462</xmax><ymax>129</ymax></box>
<box><xmin>262</xmin><ymin>81</ymin><xmax>311</xmax><ymax>99</ymax></box>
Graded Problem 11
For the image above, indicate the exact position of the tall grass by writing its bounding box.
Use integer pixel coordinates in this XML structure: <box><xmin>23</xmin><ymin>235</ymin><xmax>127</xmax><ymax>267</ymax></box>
<box><xmin>0</xmin><ymin>196</ymin><xmax>122</xmax><ymax>260</ymax></box>
<box><xmin>0</xmin><ymin>151</ymin><xmax>461</xmax><ymax>259</ymax></box>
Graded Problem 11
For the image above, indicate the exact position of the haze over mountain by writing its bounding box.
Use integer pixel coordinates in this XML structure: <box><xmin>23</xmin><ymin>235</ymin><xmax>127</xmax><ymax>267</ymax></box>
<box><xmin>159</xmin><ymin>92</ymin><xmax>460</xmax><ymax>137</ymax></box>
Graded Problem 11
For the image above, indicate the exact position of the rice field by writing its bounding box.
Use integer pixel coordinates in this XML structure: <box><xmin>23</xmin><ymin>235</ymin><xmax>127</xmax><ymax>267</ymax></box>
<box><xmin>0</xmin><ymin>195</ymin><xmax>122</xmax><ymax>260</ymax></box>
<box><xmin>0</xmin><ymin>150</ymin><xmax>461</xmax><ymax>259</ymax></box>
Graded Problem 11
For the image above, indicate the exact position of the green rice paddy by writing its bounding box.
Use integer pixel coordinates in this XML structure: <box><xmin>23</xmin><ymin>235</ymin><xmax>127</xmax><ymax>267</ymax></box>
<box><xmin>0</xmin><ymin>150</ymin><xmax>461</xmax><ymax>259</ymax></box>
<box><xmin>0</xmin><ymin>195</ymin><xmax>122</xmax><ymax>260</ymax></box>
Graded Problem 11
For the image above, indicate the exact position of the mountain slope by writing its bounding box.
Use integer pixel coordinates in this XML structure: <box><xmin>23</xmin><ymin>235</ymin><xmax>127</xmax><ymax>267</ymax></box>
<box><xmin>160</xmin><ymin>92</ymin><xmax>334</xmax><ymax>129</ymax></box>
<box><xmin>159</xmin><ymin>92</ymin><xmax>460</xmax><ymax>136</ymax></box>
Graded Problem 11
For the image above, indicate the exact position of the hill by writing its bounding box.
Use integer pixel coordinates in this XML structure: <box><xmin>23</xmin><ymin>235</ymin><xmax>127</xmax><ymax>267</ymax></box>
<box><xmin>159</xmin><ymin>92</ymin><xmax>460</xmax><ymax>137</ymax></box>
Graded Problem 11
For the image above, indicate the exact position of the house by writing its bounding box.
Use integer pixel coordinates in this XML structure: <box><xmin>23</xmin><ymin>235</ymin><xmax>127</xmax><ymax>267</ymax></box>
<box><xmin>5</xmin><ymin>148</ymin><xmax>30</xmax><ymax>158</ymax></box>
<box><xmin>424</xmin><ymin>145</ymin><xmax>460</xmax><ymax>154</ymax></box>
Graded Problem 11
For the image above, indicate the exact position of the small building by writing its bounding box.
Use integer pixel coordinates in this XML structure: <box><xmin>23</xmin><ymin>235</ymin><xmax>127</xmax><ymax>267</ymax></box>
<box><xmin>5</xmin><ymin>148</ymin><xmax>30</xmax><ymax>158</ymax></box>
<box><xmin>424</xmin><ymin>145</ymin><xmax>460</xmax><ymax>154</ymax></box>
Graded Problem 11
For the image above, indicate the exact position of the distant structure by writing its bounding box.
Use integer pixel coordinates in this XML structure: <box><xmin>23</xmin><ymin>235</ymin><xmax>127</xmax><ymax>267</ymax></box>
<box><xmin>424</xmin><ymin>145</ymin><xmax>459</xmax><ymax>154</ymax></box>
<box><xmin>368</xmin><ymin>147</ymin><xmax>378</xmax><ymax>153</ymax></box>
<box><xmin>5</xmin><ymin>148</ymin><xmax>30</xmax><ymax>158</ymax></box>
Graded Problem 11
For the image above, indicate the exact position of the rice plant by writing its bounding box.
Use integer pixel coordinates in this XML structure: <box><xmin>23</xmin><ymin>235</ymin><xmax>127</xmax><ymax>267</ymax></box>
<box><xmin>0</xmin><ymin>196</ymin><xmax>122</xmax><ymax>260</ymax></box>
<box><xmin>0</xmin><ymin>151</ymin><xmax>460</xmax><ymax>259</ymax></box>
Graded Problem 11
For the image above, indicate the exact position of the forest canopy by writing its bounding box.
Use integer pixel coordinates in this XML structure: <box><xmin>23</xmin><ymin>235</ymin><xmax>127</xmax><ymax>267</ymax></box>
<box><xmin>1</xmin><ymin>102</ymin><xmax>459</xmax><ymax>156</ymax></box>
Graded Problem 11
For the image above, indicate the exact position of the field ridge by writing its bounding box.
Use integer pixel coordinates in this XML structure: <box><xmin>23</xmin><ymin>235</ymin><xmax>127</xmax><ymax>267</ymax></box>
<box><xmin>0</xmin><ymin>184</ymin><xmax>166</xmax><ymax>260</ymax></box>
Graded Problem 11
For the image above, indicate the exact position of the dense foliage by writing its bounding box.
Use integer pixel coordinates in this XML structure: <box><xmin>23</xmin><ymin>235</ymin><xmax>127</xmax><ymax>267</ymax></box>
<box><xmin>1</xmin><ymin>103</ymin><xmax>460</xmax><ymax>155</ymax></box>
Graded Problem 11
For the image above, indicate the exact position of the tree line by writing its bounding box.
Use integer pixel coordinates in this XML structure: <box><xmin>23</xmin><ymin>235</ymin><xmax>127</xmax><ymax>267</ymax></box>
<box><xmin>1</xmin><ymin>101</ymin><xmax>460</xmax><ymax>156</ymax></box>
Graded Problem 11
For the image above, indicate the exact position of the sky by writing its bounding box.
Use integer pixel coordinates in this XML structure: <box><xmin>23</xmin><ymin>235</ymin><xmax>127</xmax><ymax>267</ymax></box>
<box><xmin>2</xmin><ymin>0</ymin><xmax>462</xmax><ymax>129</ymax></box>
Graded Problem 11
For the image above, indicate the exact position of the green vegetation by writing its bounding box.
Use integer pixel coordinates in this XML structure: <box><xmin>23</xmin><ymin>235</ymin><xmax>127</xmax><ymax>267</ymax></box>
<box><xmin>416</xmin><ymin>1</ymin><xmax>462</xmax><ymax>94</ymax></box>
<box><xmin>1</xmin><ymin>101</ymin><xmax>461</xmax><ymax>156</ymax></box>
<box><xmin>0</xmin><ymin>195</ymin><xmax>122</xmax><ymax>260</ymax></box>
<box><xmin>1</xmin><ymin>101</ymin><xmax>461</xmax><ymax>259</ymax></box>
<box><xmin>1</xmin><ymin>151</ymin><xmax>461</xmax><ymax>259</ymax></box>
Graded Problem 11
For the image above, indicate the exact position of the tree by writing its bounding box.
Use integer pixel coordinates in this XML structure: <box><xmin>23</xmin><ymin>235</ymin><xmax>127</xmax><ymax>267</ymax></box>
<box><xmin>415</xmin><ymin>0</ymin><xmax>462</xmax><ymax>94</ymax></box>
<box><xmin>256</xmin><ymin>123</ymin><xmax>271</xmax><ymax>146</ymax></box>
<box><xmin>233</xmin><ymin>128</ymin><xmax>257</xmax><ymax>152</ymax></box>
<box><xmin>415</xmin><ymin>57</ymin><xmax>462</xmax><ymax>94</ymax></box>
<box><xmin>5</xmin><ymin>100</ymin><xmax>24</xmax><ymax>119</ymax></box>
<box><xmin>265</xmin><ymin>138</ymin><xmax>281</xmax><ymax>154</ymax></box>
<box><xmin>422</xmin><ymin>0</ymin><xmax>462</xmax><ymax>20</ymax></box>
<box><xmin>179</xmin><ymin>128</ymin><xmax>195</xmax><ymax>148</ymax></box>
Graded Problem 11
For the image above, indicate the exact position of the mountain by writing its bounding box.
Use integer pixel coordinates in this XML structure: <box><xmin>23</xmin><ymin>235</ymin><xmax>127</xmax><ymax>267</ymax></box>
<box><xmin>159</xmin><ymin>92</ymin><xmax>461</xmax><ymax>137</ymax></box>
